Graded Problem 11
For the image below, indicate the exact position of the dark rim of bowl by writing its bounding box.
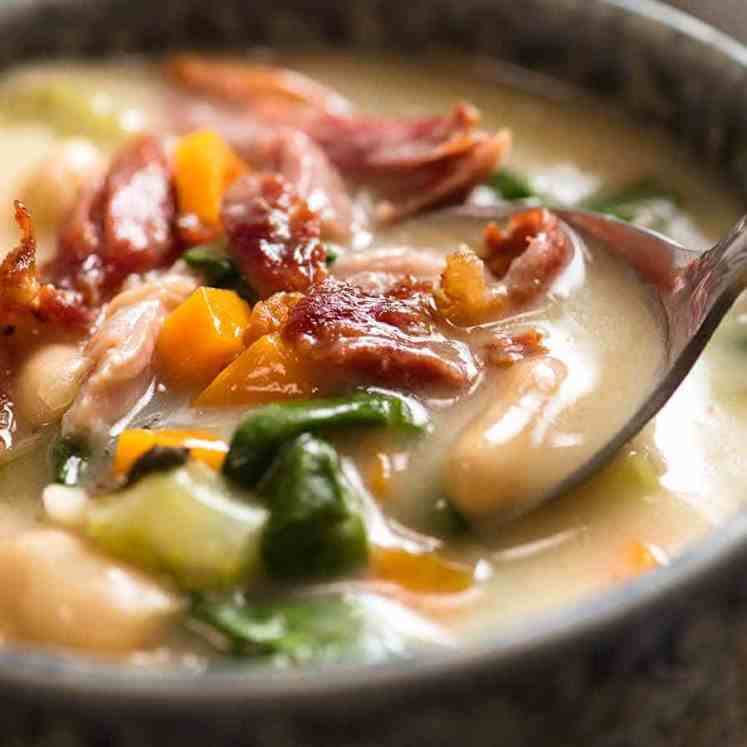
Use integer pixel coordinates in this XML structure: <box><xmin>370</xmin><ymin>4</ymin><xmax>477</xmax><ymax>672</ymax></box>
<box><xmin>0</xmin><ymin>0</ymin><xmax>746</xmax><ymax>711</ymax></box>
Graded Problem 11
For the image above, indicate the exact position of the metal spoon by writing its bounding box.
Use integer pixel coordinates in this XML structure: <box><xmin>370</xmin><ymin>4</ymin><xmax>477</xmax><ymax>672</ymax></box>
<box><xmin>455</xmin><ymin>205</ymin><xmax>747</xmax><ymax>514</ymax></box>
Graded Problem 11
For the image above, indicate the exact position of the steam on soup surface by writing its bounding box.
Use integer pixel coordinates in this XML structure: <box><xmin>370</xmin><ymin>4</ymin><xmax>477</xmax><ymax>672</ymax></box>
<box><xmin>0</xmin><ymin>53</ymin><xmax>742</xmax><ymax>666</ymax></box>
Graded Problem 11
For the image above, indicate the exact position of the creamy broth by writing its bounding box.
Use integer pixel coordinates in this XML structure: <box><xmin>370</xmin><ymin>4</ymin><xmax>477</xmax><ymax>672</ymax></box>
<box><xmin>0</xmin><ymin>54</ymin><xmax>743</xmax><ymax>665</ymax></box>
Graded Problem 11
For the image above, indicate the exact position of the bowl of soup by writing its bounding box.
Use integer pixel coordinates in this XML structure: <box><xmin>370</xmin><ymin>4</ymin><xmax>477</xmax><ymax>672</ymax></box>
<box><xmin>1</xmin><ymin>0</ymin><xmax>747</xmax><ymax>744</ymax></box>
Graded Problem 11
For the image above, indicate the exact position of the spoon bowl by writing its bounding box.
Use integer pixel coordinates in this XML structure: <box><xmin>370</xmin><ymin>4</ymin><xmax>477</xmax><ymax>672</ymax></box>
<box><xmin>457</xmin><ymin>205</ymin><xmax>747</xmax><ymax>515</ymax></box>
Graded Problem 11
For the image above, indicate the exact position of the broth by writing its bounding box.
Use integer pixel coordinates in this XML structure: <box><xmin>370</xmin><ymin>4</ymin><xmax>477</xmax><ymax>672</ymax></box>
<box><xmin>0</xmin><ymin>54</ymin><xmax>742</xmax><ymax>665</ymax></box>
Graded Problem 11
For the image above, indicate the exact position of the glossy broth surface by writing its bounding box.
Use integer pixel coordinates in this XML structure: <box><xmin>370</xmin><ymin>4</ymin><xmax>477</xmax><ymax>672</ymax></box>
<box><xmin>0</xmin><ymin>54</ymin><xmax>743</xmax><ymax>661</ymax></box>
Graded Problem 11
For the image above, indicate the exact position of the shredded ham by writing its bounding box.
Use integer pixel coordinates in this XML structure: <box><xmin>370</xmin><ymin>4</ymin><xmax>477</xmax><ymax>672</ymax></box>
<box><xmin>52</xmin><ymin>135</ymin><xmax>179</xmax><ymax>306</ymax></box>
<box><xmin>166</xmin><ymin>55</ymin><xmax>352</xmax><ymax>121</ymax></box>
<box><xmin>0</xmin><ymin>202</ymin><xmax>89</xmax><ymax>329</ymax></box>
<box><xmin>307</xmin><ymin>104</ymin><xmax>510</xmax><ymax>223</ymax></box>
<box><xmin>236</xmin><ymin>128</ymin><xmax>354</xmax><ymax>240</ymax></box>
<box><xmin>436</xmin><ymin>209</ymin><xmax>571</xmax><ymax>325</ymax></box>
<box><xmin>222</xmin><ymin>173</ymin><xmax>328</xmax><ymax>298</ymax></box>
<box><xmin>171</xmin><ymin>100</ymin><xmax>354</xmax><ymax>241</ymax></box>
<box><xmin>306</xmin><ymin>103</ymin><xmax>483</xmax><ymax>173</ymax></box>
<box><xmin>494</xmin><ymin>209</ymin><xmax>571</xmax><ymax>306</ymax></box>
<box><xmin>332</xmin><ymin>247</ymin><xmax>445</xmax><ymax>295</ymax></box>
<box><xmin>282</xmin><ymin>277</ymin><xmax>478</xmax><ymax>391</ymax></box>
<box><xmin>62</xmin><ymin>264</ymin><xmax>197</xmax><ymax>437</ymax></box>
<box><xmin>486</xmin><ymin>329</ymin><xmax>548</xmax><ymax>367</ymax></box>
<box><xmin>0</xmin><ymin>374</ymin><xmax>15</xmax><ymax>454</ymax></box>
<box><xmin>165</xmin><ymin>56</ymin><xmax>510</xmax><ymax>225</ymax></box>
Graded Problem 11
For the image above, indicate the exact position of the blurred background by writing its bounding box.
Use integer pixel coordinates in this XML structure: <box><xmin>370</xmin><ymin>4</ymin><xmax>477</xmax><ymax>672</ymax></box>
<box><xmin>665</xmin><ymin>0</ymin><xmax>746</xmax><ymax>42</ymax></box>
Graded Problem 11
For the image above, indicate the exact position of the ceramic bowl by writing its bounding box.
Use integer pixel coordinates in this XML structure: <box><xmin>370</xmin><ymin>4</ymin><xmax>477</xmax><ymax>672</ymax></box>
<box><xmin>1</xmin><ymin>1</ymin><xmax>747</xmax><ymax>744</ymax></box>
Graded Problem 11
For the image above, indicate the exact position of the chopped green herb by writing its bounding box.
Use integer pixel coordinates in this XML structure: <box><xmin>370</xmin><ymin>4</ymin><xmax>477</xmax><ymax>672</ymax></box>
<box><xmin>87</xmin><ymin>461</ymin><xmax>268</xmax><ymax>590</ymax></box>
<box><xmin>580</xmin><ymin>179</ymin><xmax>681</xmax><ymax>231</ymax></box>
<box><xmin>258</xmin><ymin>434</ymin><xmax>369</xmax><ymax>580</ymax></box>
<box><xmin>486</xmin><ymin>169</ymin><xmax>683</xmax><ymax>235</ymax></box>
<box><xmin>189</xmin><ymin>593</ymin><xmax>363</xmax><ymax>664</ymax></box>
<box><xmin>183</xmin><ymin>244</ymin><xmax>257</xmax><ymax>303</ymax></box>
<box><xmin>50</xmin><ymin>435</ymin><xmax>89</xmax><ymax>487</ymax></box>
<box><xmin>325</xmin><ymin>245</ymin><xmax>341</xmax><ymax>266</ymax></box>
<box><xmin>223</xmin><ymin>392</ymin><xmax>430</xmax><ymax>489</ymax></box>
<box><xmin>488</xmin><ymin>168</ymin><xmax>538</xmax><ymax>201</ymax></box>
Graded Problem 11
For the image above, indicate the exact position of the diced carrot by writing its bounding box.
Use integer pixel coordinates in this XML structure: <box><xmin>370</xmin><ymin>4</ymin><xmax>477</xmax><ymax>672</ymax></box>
<box><xmin>157</xmin><ymin>287</ymin><xmax>252</xmax><ymax>389</ymax></box>
<box><xmin>360</xmin><ymin>449</ymin><xmax>410</xmax><ymax>502</ymax></box>
<box><xmin>371</xmin><ymin>546</ymin><xmax>474</xmax><ymax>594</ymax></box>
<box><xmin>194</xmin><ymin>332</ymin><xmax>316</xmax><ymax>407</ymax></box>
<box><xmin>114</xmin><ymin>428</ymin><xmax>229</xmax><ymax>475</ymax></box>
<box><xmin>626</xmin><ymin>540</ymin><xmax>667</xmax><ymax>576</ymax></box>
<box><xmin>243</xmin><ymin>292</ymin><xmax>304</xmax><ymax>348</ymax></box>
<box><xmin>174</xmin><ymin>130</ymin><xmax>247</xmax><ymax>226</ymax></box>
<box><xmin>369</xmin><ymin>453</ymin><xmax>393</xmax><ymax>500</ymax></box>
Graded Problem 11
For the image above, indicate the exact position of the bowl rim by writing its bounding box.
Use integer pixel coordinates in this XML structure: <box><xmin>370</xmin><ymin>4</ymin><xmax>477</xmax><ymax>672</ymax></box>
<box><xmin>2</xmin><ymin>0</ymin><xmax>747</xmax><ymax>711</ymax></box>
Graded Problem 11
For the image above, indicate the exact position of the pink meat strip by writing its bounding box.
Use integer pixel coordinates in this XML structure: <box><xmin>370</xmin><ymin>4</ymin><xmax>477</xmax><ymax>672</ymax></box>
<box><xmin>172</xmin><ymin>99</ymin><xmax>354</xmax><ymax>240</ymax></box>
<box><xmin>166</xmin><ymin>57</ymin><xmax>510</xmax><ymax>225</ymax></box>
<box><xmin>62</xmin><ymin>264</ymin><xmax>197</xmax><ymax>437</ymax></box>
<box><xmin>51</xmin><ymin>135</ymin><xmax>179</xmax><ymax>306</ymax></box>
<box><xmin>221</xmin><ymin>173</ymin><xmax>328</xmax><ymax>298</ymax></box>
<box><xmin>332</xmin><ymin>246</ymin><xmax>445</xmax><ymax>295</ymax></box>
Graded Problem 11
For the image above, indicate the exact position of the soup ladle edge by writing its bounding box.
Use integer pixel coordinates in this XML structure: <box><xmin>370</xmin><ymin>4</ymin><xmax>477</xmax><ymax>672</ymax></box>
<box><xmin>451</xmin><ymin>204</ymin><xmax>747</xmax><ymax>514</ymax></box>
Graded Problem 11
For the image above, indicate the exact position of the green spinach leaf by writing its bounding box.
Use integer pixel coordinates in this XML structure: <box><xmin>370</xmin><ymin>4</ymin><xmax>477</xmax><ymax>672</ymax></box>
<box><xmin>258</xmin><ymin>433</ymin><xmax>368</xmax><ymax>579</ymax></box>
<box><xmin>183</xmin><ymin>244</ymin><xmax>257</xmax><ymax>303</ymax></box>
<box><xmin>189</xmin><ymin>593</ymin><xmax>364</xmax><ymax>664</ymax></box>
<box><xmin>223</xmin><ymin>391</ymin><xmax>430</xmax><ymax>489</ymax></box>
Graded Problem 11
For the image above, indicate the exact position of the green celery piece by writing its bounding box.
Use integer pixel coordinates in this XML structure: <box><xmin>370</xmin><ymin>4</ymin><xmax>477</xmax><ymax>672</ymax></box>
<box><xmin>183</xmin><ymin>244</ymin><xmax>258</xmax><ymax>304</ymax></box>
<box><xmin>488</xmin><ymin>168</ymin><xmax>538</xmax><ymax>201</ymax></box>
<box><xmin>223</xmin><ymin>392</ymin><xmax>430</xmax><ymax>489</ymax></box>
<box><xmin>2</xmin><ymin>79</ymin><xmax>126</xmax><ymax>141</ymax></box>
<box><xmin>258</xmin><ymin>434</ymin><xmax>368</xmax><ymax>580</ymax></box>
<box><xmin>86</xmin><ymin>461</ymin><xmax>268</xmax><ymax>590</ymax></box>
<box><xmin>580</xmin><ymin>179</ymin><xmax>681</xmax><ymax>225</ymax></box>
<box><xmin>50</xmin><ymin>435</ymin><xmax>89</xmax><ymax>487</ymax></box>
<box><xmin>585</xmin><ymin>447</ymin><xmax>661</xmax><ymax>499</ymax></box>
<box><xmin>189</xmin><ymin>593</ymin><xmax>363</xmax><ymax>663</ymax></box>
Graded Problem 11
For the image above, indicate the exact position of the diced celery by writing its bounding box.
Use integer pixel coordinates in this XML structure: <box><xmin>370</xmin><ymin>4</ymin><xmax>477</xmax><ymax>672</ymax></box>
<box><xmin>1</xmin><ymin>78</ymin><xmax>127</xmax><ymax>141</ymax></box>
<box><xmin>591</xmin><ymin>447</ymin><xmax>661</xmax><ymax>497</ymax></box>
<box><xmin>86</xmin><ymin>461</ymin><xmax>268</xmax><ymax>590</ymax></box>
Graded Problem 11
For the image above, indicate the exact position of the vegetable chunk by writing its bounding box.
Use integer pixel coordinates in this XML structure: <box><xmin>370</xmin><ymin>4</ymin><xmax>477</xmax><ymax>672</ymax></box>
<box><xmin>188</xmin><ymin>594</ymin><xmax>363</xmax><ymax>664</ymax></box>
<box><xmin>87</xmin><ymin>461</ymin><xmax>268</xmax><ymax>590</ymax></box>
<box><xmin>258</xmin><ymin>434</ymin><xmax>369</xmax><ymax>579</ymax></box>
<box><xmin>114</xmin><ymin>428</ymin><xmax>228</xmax><ymax>475</ymax></box>
<box><xmin>371</xmin><ymin>547</ymin><xmax>474</xmax><ymax>594</ymax></box>
<box><xmin>157</xmin><ymin>287</ymin><xmax>251</xmax><ymax>389</ymax></box>
<box><xmin>223</xmin><ymin>392</ymin><xmax>429</xmax><ymax>489</ymax></box>
<box><xmin>195</xmin><ymin>332</ymin><xmax>315</xmax><ymax>407</ymax></box>
<box><xmin>174</xmin><ymin>129</ymin><xmax>246</xmax><ymax>226</ymax></box>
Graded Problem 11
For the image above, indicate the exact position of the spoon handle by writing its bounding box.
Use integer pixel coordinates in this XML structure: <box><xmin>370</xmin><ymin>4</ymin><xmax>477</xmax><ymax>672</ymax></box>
<box><xmin>679</xmin><ymin>214</ymin><xmax>747</xmax><ymax>337</ymax></box>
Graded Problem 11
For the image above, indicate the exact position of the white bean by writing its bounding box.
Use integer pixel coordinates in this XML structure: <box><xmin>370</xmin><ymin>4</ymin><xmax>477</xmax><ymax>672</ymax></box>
<box><xmin>20</xmin><ymin>138</ymin><xmax>102</xmax><ymax>227</ymax></box>
<box><xmin>0</xmin><ymin>529</ymin><xmax>180</xmax><ymax>652</ymax></box>
<box><xmin>14</xmin><ymin>343</ymin><xmax>89</xmax><ymax>427</ymax></box>
<box><xmin>444</xmin><ymin>357</ymin><xmax>567</xmax><ymax>522</ymax></box>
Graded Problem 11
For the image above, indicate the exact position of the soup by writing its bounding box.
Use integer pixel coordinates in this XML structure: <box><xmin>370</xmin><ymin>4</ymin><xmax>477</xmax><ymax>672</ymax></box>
<box><xmin>0</xmin><ymin>54</ymin><xmax>742</xmax><ymax>666</ymax></box>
